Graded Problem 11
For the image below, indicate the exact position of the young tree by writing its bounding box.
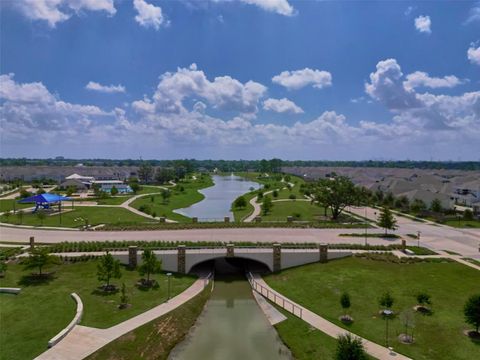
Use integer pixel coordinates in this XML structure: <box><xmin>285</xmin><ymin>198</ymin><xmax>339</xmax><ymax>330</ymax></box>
<box><xmin>399</xmin><ymin>309</ymin><xmax>416</xmax><ymax>343</ymax></box>
<box><xmin>36</xmin><ymin>210</ymin><xmax>46</xmax><ymax>226</ymax></box>
<box><xmin>3</xmin><ymin>211</ymin><xmax>11</xmax><ymax>222</ymax></box>
<box><xmin>234</xmin><ymin>196</ymin><xmax>247</xmax><ymax>209</ymax></box>
<box><xmin>119</xmin><ymin>282</ymin><xmax>129</xmax><ymax>308</ymax></box>
<box><xmin>110</xmin><ymin>185</ymin><xmax>119</xmax><ymax>196</ymax></box>
<box><xmin>19</xmin><ymin>188</ymin><xmax>31</xmax><ymax>198</ymax></box>
<box><xmin>416</xmin><ymin>292</ymin><xmax>431</xmax><ymax>308</ymax></box>
<box><xmin>0</xmin><ymin>261</ymin><xmax>7</xmax><ymax>276</ymax></box>
<box><xmin>379</xmin><ymin>291</ymin><xmax>394</xmax><ymax>311</ymax></box>
<box><xmin>138</xmin><ymin>248</ymin><xmax>162</xmax><ymax>285</ymax></box>
<box><xmin>340</xmin><ymin>292</ymin><xmax>352</xmax><ymax>322</ymax></box>
<box><xmin>377</xmin><ymin>207</ymin><xmax>397</xmax><ymax>235</ymax></box>
<box><xmin>129</xmin><ymin>181</ymin><xmax>140</xmax><ymax>194</ymax></box>
<box><xmin>257</xmin><ymin>191</ymin><xmax>264</xmax><ymax>201</ymax></box>
<box><xmin>23</xmin><ymin>247</ymin><xmax>61</xmax><ymax>276</ymax></box>
<box><xmin>262</xmin><ymin>196</ymin><xmax>273</xmax><ymax>215</ymax></box>
<box><xmin>272</xmin><ymin>189</ymin><xmax>279</xmax><ymax>198</ymax></box>
<box><xmin>335</xmin><ymin>333</ymin><xmax>367</xmax><ymax>360</ymax></box>
<box><xmin>464</xmin><ymin>294</ymin><xmax>480</xmax><ymax>333</ymax></box>
<box><xmin>430</xmin><ymin>198</ymin><xmax>443</xmax><ymax>213</ymax></box>
<box><xmin>410</xmin><ymin>199</ymin><xmax>427</xmax><ymax>213</ymax></box>
<box><xmin>161</xmin><ymin>189</ymin><xmax>171</xmax><ymax>204</ymax></box>
<box><xmin>463</xmin><ymin>209</ymin><xmax>474</xmax><ymax>221</ymax></box>
<box><xmin>97</xmin><ymin>252</ymin><xmax>122</xmax><ymax>289</ymax></box>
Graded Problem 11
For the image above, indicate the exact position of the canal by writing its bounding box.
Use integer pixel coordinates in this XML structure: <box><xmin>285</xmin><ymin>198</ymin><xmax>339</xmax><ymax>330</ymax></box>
<box><xmin>169</xmin><ymin>259</ymin><xmax>292</xmax><ymax>360</ymax></box>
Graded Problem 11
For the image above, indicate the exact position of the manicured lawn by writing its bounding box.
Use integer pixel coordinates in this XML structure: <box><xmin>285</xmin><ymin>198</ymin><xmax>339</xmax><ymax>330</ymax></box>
<box><xmin>263</xmin><ymin>201</ymin><xmax>326</xmax><ymax>222</ymax></box>
<box><xmin>87</xmin><ymin>284</ymin><xmax>211</xmax><ymax>360</ymax></box>
<box><xmin>265</xmin><ymin>257</ymin><xmax>480</xmax><ymax>360</ymax></box>
<box><xmin>444</xmin><ymin>219</ymin><xmax>480</xmax><ymax>228</ymax></box>
<box><xmin>0</xmin><ymin>260</ymin><xmax>196</xmax><ymax>360</ymax></box>
<box><xmin>0</xmin><ymin>199</ymin><xmax>32</xmax><ymax>213</ymax></box>
<box><xmin>232</xmin><ymin>190</ymin><xmax>257</xmax><ymax>222</ymax></box>
<box><xmin>0</xmin><ymin>206</ymin><xmax>153</xmax><ymax>228</ymax></box>
<box><xmin>274</xmin><ymin>308</ymin><xmax>340</xmax><ymax>360</ymax></box>
<box><xmin>131</xmin><ymin>176</ymin><xmax>213</xmax><ymax>222</ymax></box>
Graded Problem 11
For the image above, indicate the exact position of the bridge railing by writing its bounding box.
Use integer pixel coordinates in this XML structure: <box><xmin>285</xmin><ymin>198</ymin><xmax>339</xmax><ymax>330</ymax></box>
<box><xmin>247</xmin><ymin>272</ymin><xmax>303</xmax><ymax>319</ymax></box>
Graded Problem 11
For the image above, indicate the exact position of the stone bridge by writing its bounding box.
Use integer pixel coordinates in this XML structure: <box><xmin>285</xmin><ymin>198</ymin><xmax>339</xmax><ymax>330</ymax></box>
<box><xmin>113</xmin><ymin>244</ymin><xmax>352</xmax><ymax>273</ymax></box>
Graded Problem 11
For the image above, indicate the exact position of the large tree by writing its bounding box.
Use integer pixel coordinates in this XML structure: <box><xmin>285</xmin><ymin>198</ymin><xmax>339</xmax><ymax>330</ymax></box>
<box><xmin>314</xmin><ymin>176</ymin><xmax>359</xmax><ymax>220</ymax></box>
<box><xmin>464</xmin><ymin>294</ymin><xmax>480</xmax><ymax>333</ymax></box>
<box><xmin>138</xmin><ymin>162</ymin><xmax>154</xmax><ymax>184</ymax></box>
<box><xmin>23</xmin><ymin>247</ymin><xmax>61</xmax><ymax>275</ymax></box>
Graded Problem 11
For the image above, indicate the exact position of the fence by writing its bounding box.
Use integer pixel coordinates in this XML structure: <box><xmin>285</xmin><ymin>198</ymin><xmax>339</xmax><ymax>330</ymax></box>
<box><xmin>247</xmin><ymin>272</ymin><xmax>303</xmax><ymax>319</ymax></box>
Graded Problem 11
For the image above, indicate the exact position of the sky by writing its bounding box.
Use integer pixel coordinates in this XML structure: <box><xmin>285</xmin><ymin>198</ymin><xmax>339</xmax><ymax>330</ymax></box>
<box><xmin>0</xmin><ymin>0</ymin><xmax>479</xmax><ymax>161</ymax></box>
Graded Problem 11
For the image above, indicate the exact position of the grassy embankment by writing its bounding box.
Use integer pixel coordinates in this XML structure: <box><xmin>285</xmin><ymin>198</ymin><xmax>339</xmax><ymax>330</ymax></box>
<box><xmin>0</xmin><ymin>261</ymin><xmax>195</xmax><ymax>360</ymax></box>
<box><xmin>86</xmin><ymin>285</ymin><xmax>211</xmax><ymax>360</ymax></box>
<box><xmin>264</xmin><ymin>256</ymin><xmax>480</xmax><ymax>360</ymax></box>
<box><xmin>130</xmin><ymin>175</ymin><xmax>214</xmax><ymax>222</ymax></box>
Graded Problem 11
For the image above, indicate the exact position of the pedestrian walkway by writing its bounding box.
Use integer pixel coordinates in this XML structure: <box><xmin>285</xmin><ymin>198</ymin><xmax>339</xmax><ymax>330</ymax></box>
<box><xmin>35</xmin><ymin>274</ymin><xmax>211</xmax><ymax>360</ymax></box>
<box><xmin>249</xmin><ymin>273</ymin><xmax>411</xmax><ymax>360</ymax></box>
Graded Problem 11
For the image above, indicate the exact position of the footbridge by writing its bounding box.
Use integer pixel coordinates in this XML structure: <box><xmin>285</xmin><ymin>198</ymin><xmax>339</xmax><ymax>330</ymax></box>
<box><xmin>110</xmin><ymin>244</ymin><xmax>352</xmax><ymax>273</ymax></box>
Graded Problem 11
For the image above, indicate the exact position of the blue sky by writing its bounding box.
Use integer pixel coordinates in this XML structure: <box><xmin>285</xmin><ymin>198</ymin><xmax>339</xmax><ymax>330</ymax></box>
<box><xmin>1</xmin><ymin>0</ymin><xmax>479</xmax><ymax>160</ymax></box>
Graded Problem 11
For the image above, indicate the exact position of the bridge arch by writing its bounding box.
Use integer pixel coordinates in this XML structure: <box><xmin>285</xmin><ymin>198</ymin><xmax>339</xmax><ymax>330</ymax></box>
<box><xmin>188</xmin><ymin>255</ymin><xmax>272</xmax><ymax>274</ymax></box>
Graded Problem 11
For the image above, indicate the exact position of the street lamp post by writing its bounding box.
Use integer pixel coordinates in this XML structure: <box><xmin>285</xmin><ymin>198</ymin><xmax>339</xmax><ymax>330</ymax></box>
<box><xmin>167</xmin><ymin>272</ymin><xmax>172</xmax><ymax>301</ymax></box>
<box><xmin>417</xmin><ymin>231</ymin><xmax>421</xmax><ymax>248</ymax></box>
<box><xmin>364</xmin><ymin>206</ymin><xmax>368</xmax><ymax>246</ymax></box>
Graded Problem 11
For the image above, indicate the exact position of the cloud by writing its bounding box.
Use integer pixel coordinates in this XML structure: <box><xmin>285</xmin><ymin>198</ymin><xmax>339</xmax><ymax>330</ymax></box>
<box><xmin>404</xmin><ymin>6</ymin><xmax>415</xmax><ymax>16</ymax></box>
<box><xmin>133</xmin><ymin>0</ymin><xmax>168</xmax><ymax>30</ymax></box>
<box><xmin>13</xmin><ymin>0</ymin><xmax>116</xmax><ymax>28</ymax></box>
<box><xmin>467</xmin><ymin>43</ymin><xmax>480</xmax><ymax>65</ymax></box>
<box><xmin>272</xmin><ymin>68</ymin><xmax>332</xmax><ymax>90</ymax></box>
<box><xmin>240</xmin><ymin>0</ymin><xmax>295</xmax><ymax>16</ymax></box>
<box><xmin>465</xmin><ymin>1</ymin><xmax>480</xmax><ymax>24</ymax></box>
<box><xmin>403</xmin><ymin>71</ymin><xmax>465</xmax><ymax>90</ymax></box>
<box><xmin>365</xmin><ymin>59</ymin><xmax>480</xmax><ymax>132</ymax></box>
<box><xmin>414</xmin><ymin>15</ymin><xmax>431</xmax><ymax>34</ymax></box>
<box><xmin>133</xmin><ymin>63</ymin><xmax>267</xmax><ymax>115</ymax></box>
<box><xmin>85</xmin><ymin>81</ymin><xmax>126</xmax><ymax>93</ymax></box>
<box><xmin>0</xmin><ymin>73</ymin><xmax>112</xmax><ymax>142</ymax></box>
<box><xmin>263</xmin><ymin>98</ymin><xmax>304</xmax><ymax>114</ymax></box>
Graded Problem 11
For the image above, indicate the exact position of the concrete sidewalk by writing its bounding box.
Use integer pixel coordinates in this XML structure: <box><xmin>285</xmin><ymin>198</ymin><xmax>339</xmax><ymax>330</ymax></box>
<box><xmin>35</xmin><ymin>274</ymin><xmax>211</xmax><ymax>360</ymax></box>
<box><xmin>250</xmin><ymin>273</ymin><xmax>411</xmax><ymax>360</ymax></box>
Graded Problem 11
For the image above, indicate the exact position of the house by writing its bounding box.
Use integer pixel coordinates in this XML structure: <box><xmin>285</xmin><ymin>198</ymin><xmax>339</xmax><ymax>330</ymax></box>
<box><xmin>59</xmin><ymin>179</ymin><xmax>89</xmax><ymax>192</ymax></box>
<box><xmin>92</xmin><ymin>180</ymin><xmax>132</xmax><ymax>194</ymax></box>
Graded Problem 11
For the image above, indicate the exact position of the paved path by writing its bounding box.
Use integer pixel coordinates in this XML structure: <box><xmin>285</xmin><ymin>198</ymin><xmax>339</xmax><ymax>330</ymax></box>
<box><xmin>347</xmin><ymin>206</ymin><xmax>480</xmax><ymax>259</ymax></box>
<box><xmin>244</xmin><ymin>181</ymin><xmax>295</xmax><ymax>222</ymax></box>
<box><xmin>35</xmin><ymin>274</ymin><xmax>211</xmax><ymax>360</ymax></box>
<box><xmin>0</xmin><ymin>226</ymin><xmax>402</xmax><ymax>245</ymax></box>
<box><xmin>250</xmin><ymin>274</ymin><xmax>410</xmax><ymax>360</ymax></box>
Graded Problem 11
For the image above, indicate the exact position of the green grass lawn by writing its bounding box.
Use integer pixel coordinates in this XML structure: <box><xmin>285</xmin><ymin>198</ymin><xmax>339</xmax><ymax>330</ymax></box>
<box><xmin>274</xmin><ymin>307</ymin><xmax>340</xmax><ymax>359</ymax></box>
<box><xmin>131</xmin><ymin>176</ymin><xmax>213</xmax><ymax>222</ymax></box>
<box><xmin>87</xmin><ymin>284</ymin><xmax>211</xmax><ymax>360</ymax></box>
<box><xmin>264</xmin><ymin>257</ymin><xmax>480</xmax><ymax>360</ymax></box>
<box><xmin>262</xmin><ymin>201</ymin><xmax>326</xmax><ymax>222</ymax></box>
<box><xmin>444</xmin><ymin>219</ymin><xmax>480</xmax><ymax>228</ymax></box>
<box><xmin>0</xmin><ymin>260</ymin><xmax>196</xmax><ymax>360</ymax></box>
<box><xmin>0</xmin><ymin>199</ymin><xmax>33</xmax><ymax>213</ymax></box>
<box><xmin>0</xmin><ymin>206</ymin><xmax>153</xmax><ymax>228</ymax></box>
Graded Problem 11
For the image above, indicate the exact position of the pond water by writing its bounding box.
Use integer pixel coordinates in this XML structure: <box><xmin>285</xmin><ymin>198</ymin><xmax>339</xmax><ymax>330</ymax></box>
<box><xmin>174</xmin><ymin>175</ymin><xmax>260</xmax><ymax>220</ymax></box>
<box><xmin>169</xmin><ymin>272</ymin><xmax>292</xmax><ymax>360</ymax></box>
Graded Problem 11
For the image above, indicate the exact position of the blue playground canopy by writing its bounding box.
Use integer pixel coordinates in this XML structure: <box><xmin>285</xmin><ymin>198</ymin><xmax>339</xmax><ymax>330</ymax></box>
<box><xmin>18</xmin><ymin>193</ymin><xmax>72</xmax><ymax>212</ymax></box>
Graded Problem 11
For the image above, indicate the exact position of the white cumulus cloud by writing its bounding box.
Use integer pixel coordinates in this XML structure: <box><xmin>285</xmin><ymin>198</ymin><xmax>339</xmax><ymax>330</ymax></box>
<box><xmin>414</xmin><ymin>15</ymin><xmax>431</xmax><ymax>34</ymax></box>
<box><xmin>404</xmin><ymin>71</ymin><xmax>465</xmax><ymax>90</ymax></box>
<box><xmin>465</xmin><ymin>1</ymin><xmax>480</xmax><ymax>24</ymax></box>
<box><xmin>13</xmin><ymin>0</ymin><xmax>116</xmax><ymax>28</ymax></box>
<box><xmin>272</xmin><ymin>68</ymin><xmax>332</xmax><ymax>90</ymax></box>
<box><xmin>85</xmin><ymin>81</ymin><xmax>126</xmax><ymax>93</ymax></box>
<box><xmin>467</xmin><ymin>43</ymin><xmax>480</xmax><ymax>65</ymax></box>
<box><xmin>263</xmin><ymin>98</ymin><xmax>304</xmax><ymax>114</ymax></box>
<box><xmin>133</xmin><ymin>0</ymin><xmax>168</xmax><ymax>30</ymax></box>
<box><xmin>240</xmin><ymin>0</ymin><xmax>295</xmax><ymax>16</ymax></box>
